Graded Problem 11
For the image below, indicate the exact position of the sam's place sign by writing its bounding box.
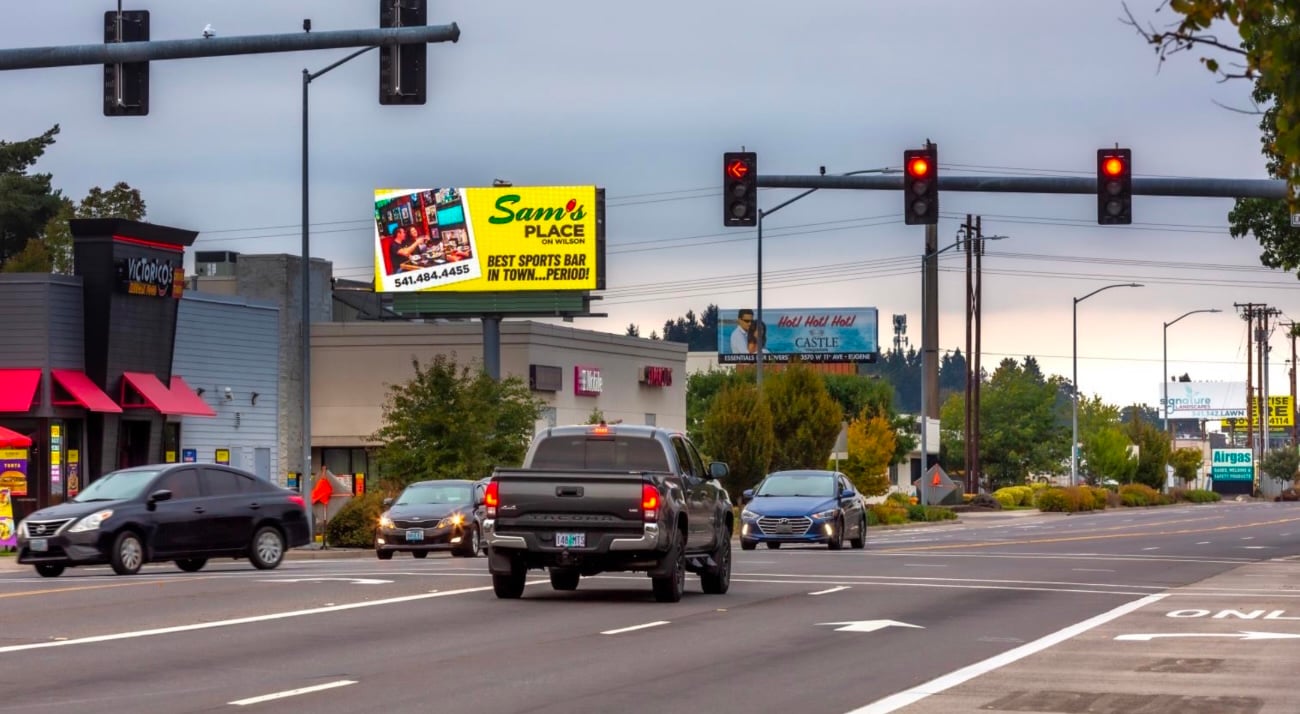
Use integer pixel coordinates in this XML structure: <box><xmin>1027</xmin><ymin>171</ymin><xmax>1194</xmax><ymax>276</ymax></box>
<box><xmin>116</xmin><ymin>256</ymin><xmax>182</xmax><ymax>298</ymax></box>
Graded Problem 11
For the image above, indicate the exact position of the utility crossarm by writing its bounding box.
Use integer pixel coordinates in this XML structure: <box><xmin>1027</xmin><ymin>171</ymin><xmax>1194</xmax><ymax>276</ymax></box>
<box><xmin>757</xmin><ymin>174</ymin><xmax>1286</xmax><ymax>200</ymax></box>
<box><xmin>0</xmin><ymin>25</ymin><xmax>460</xmax><ymax>71</ymax></box>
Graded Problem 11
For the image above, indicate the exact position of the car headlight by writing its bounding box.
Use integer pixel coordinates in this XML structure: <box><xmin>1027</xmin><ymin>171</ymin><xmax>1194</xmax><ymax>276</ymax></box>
<box><xmin>378</xmin><ymin>514</ymin><xmax>394</xmax><ymax>529</ymax></box>
<box><xmin>436</xmin><ymin>513</ymin><xmax>466</xmax><ymax>529</ymax></box>
<box><xmin>15</xmin><ymin>518</ymin><xmax>26</xmax><ymax>538</ymax></box>
<box><xmin>811</xmin><ymin>509</ymin><xmax>838</xmax><ymax>521</ymax></box>
<box><xmin>741</xmin><ymin>509</ymin><xmax>759</xmax><ymax>521</ymax></box>
<box><xmin>68</xmin><ymin>510</ymin><xmax>114</xmax><ymax>533</ymax></box>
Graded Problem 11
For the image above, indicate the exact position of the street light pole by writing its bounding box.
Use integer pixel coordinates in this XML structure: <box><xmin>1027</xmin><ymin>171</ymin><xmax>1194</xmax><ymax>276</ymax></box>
<box><xmin>301</xmin><ymin>46</ymin><xmax>375</xmax><ymax>543</ymax></box>
<box><xmin>918</xmin><ymin>234</ymin><xmax>1007</xmax><ymax>504</ymax></box>
<box><xmin>754</xmin><ymin>167</ymin><xmax>894</xmax><ymax>389</ymax></box>
<box><xmin>1071</xmin><ymin>283</ymin><xmax>1143</xmax><ymax>486</ymax></box>
<box><xmin>1163</xmin><ymin>309</ymin><xmax>1222</xmax><ymax>439</ymax></box>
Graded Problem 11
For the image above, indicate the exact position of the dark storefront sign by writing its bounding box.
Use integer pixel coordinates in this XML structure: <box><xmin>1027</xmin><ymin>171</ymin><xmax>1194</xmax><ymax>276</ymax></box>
<box><xmin>639</xmin><ymin>366</ymin><xmax>673</xmax><ymax>387</ymax></box>
<box><xmin>116</xmin><ymin>255</ymin><xmax>185</xmax><ymax>298</ymax></box>
<box><xmin>529</xmin><ymin>364</ymin><xmax>562</xmax><ymax>392</ymax></box>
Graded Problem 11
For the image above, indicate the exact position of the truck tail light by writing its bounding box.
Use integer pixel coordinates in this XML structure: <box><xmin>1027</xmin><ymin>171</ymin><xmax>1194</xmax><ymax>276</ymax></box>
<box><xmin>642</xmin><ymin>484</ymin><xmax>659</xmax><ymax>522</ymax></box>
<box><xmin>485</xmin><ymin>481</ymin><xmax>499</xmax><ymax>517</ymax></box>
<box><xmin>287</xmin><ymin>495</ymin><xmax>305</xmax><ymax>508</ymax></box>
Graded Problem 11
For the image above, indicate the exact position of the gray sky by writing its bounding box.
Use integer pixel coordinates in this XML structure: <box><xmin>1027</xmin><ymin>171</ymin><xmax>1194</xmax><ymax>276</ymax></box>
<box><xmin>2</xmin><ymin>1</ymin><xmax>1292</xmax><ymax>415</ymax></box>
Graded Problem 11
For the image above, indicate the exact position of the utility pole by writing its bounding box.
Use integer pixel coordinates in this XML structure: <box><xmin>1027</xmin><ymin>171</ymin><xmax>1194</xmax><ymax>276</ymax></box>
<box><xmin>1237</xmin><ymin>303</ymin><xmax>1262</xmax><ymax>460</ymax></box>
<box><xmin>973</xmin><ymin>216</ymin><xmax>985</xmax><ymax>493</ymax></box>
<box><xmin>1288</xmin><ymin>322</ymin><xmax>1298</xmax><ymax>446</ymax></box>
<box><xmin>964</xmin><ymin>214</ymin><xmax>975</xmax><ymax>495</ymax></box>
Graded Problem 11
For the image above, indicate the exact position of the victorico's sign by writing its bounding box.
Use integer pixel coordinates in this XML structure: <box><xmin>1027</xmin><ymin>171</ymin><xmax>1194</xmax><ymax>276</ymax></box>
<box><xmin>115</xmin><ymin>257</ymin><xmax>184</xmax><ymax>298</ymax></box>
<box><xmin>716</xmin><ymin>307</ymin><xmax>879</xmax><ymax>364</ymax></box>
<box><xmin>373</xmin><ymin>186</ymin><xmax>604</xmax><ymax>293</ymax></box>
<box><xmin>1157</xmin><ymin>382</ymin><xmax>1248</xmax><ymax>419</ymax></box>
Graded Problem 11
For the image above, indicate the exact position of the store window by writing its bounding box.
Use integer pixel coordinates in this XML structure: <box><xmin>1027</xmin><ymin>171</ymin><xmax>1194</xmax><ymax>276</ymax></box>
<box><xmin>644</xmin><ymin>413</ymin><xmax>656</xmax><ymax>426</ymax></box>
<box><xmin>321</xmin><ymin>447</ymin><xmax>380</xmax><ymax>487</ymax></box>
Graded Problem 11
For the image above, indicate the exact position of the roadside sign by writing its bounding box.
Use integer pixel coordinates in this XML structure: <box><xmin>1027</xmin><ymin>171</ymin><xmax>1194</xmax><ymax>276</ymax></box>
<box><xmin>1291</xmin><ymin>213</ymin><xmax>1300</xmax><ymax>228</ymax></box>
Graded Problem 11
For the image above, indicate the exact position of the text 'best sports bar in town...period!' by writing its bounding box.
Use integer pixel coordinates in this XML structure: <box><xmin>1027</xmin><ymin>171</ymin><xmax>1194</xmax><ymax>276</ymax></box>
<box><xmin>373</xmin><ymin>186</ymin><xmax>604</xmax><ymax>293</ymax></box>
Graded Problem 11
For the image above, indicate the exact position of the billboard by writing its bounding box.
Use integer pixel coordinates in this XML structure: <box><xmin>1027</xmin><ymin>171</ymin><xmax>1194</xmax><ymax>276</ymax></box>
<box><xmin>1210</xmin><ymin>449</ymin><xmax>1254</xmax><ymax>482</ymax></box>
<box><xmin>1157</xmin><ymin>382</ymin><xmax>1247</xmax><ymax>420</ymax></box>
<box><xmin>716</xmin><ymin>307</ymin><xmax>878</xmax><ymax>364</ymax></box>
<box><xmin>1220</xmin><ymin>395</ymin><xmax>1295</xmax><ymax>430</ymax></box>
<box><xmin>373</xmin><ymin>186</ymin><xmax>603</xmax><ymax>293</ymax></box>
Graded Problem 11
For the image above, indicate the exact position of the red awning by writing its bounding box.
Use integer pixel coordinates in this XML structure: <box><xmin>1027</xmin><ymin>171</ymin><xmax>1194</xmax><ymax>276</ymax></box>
<box><xmin>168</xmin><ymin>376</ymin><xmax>217</xmax><ymax>417</ymax></box>
<box><xmin>0</xmin><ymin>425</ymin><xmax>32</xmax><ymax>448</ymax></box>
<box><xmin>51</xmin><ymin>370</ymin><xmax>123</xmax><ymax>413</ymax></box>
<box><xmin>0</xmin><ymin>369</ymin><xmax>41</xmax><ymax>412</ymax></box>
<box><xmin>121</xmin><ymin>372</ymin><xmax>194</xmax><ymax>415</ymax></box>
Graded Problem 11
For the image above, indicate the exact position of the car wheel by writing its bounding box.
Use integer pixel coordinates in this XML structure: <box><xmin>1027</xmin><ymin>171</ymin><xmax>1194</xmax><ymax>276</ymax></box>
<box><xmin>549</xmin><ymin>569</ymin><xmax>580</xmax><ymax>591</ymax></box>
<box><xmin>34</xmin><ymin>563</ymin><xmax>64</xmax><ymax>578</ymax></box>
<box><xmin>740</xmin><ymin>539</ymin><xmax>757</xmax><ymax>551</ymax></box>
<box><xmin>700</xmin><ymin>527</ymin><xmax>731</xmax><ymax>595</ymax></box>
<box><xmin>466</xmin><ymin>526</ymin><xmax>481</xmax><ymax>558</ymax></box>
<box><xmin>412</xmin><ymin>551</ymin><xmax>428</xmax><ymax>559</ymax></box>
<box><xmin>828</xmin><ymin>517</ymin><xmax>844</xmax><ymax>550</ymax></box>
<box><xmin>766</xmin><ymin>542</ymin><xmax>781</xmax><ymax>550</ymax></box>
<box><xmin>651</xmin><ymin>537</ymin><xmax>686</xmax><ymax>603</ymax></box>
<box><xmin>176</xmin><ymin>558</ymin><xmax>207</xmax><ymax>572</ymax></box>
<box><xmin>110</xmin><ymin>531</ymin><xmax>144</xmax><ymax>575</ymax></box>
<box><xmin>851</xmin><ymin>515</ymin><xmax>867</xmax><ymax>550</ymax></box>
<box><xmin>376</xmin><ymin>549</ymin><xmax>394</xmax><ymax>560</ymax></box>
<box><xmin>492</xmin><ymin>559</ymin><xmax>527</xmax><ymax>599</ymax></box>
<box><xmin>249</xmin><ymin>526</ymin><xmax>285</xmax><ymax>570</ymax></box>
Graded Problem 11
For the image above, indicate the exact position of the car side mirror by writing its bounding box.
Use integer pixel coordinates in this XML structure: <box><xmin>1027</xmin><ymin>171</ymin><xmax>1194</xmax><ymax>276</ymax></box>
<box><xmin>383</xmin><ymin>497</ymin><xmax>393</xmax><ymax>508</ymax></box>
<box><xmin>742</xmin><ymin>488</ymin><xmax>754</xmax><ymax>504</ymax></box>
<box><xmin>840</xmin><ymin>486</ymin><xmax>855</xmax><ymax>498</ymax></box>
<box><xmin>708</xmin><ymin>461</ymin><xmax>729</xmax><ymax>480</ymax></box>
<box><xmin>147</xmin><ymin>489</ymin><xmax>172</xmax><ymax>510</ymax></box>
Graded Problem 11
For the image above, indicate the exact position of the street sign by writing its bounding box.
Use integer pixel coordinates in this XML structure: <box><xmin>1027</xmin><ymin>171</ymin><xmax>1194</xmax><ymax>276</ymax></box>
<box><xmin>1291</xmin><ymin>212</ymin><xmax>1300</xmax><ymax>228</ymax></box>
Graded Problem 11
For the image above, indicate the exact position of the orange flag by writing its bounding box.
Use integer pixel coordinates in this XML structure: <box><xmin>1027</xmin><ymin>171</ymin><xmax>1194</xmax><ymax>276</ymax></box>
<box><xmin>931</xmin><ymin>471</ymin><xmax>942</xmax><ymax>486</ymax></box>
<box><xmin>311</xmin><ymin>473</ymin><xmax>334</xmax><ymax>505</ymax></box>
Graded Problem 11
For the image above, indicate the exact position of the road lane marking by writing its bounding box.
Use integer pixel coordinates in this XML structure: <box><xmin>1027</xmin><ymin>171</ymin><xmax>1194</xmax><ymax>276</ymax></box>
<box><xmin>903</xmin><ymin>564</ymin><xmax>947</xmax><ymax>568</ymax></box>
<box><xmin>1142</xmin><ymin>547</ymin><xmax>1160</xmax><ymax>551</ymax></box>
<box><xmin>1071</xmin><ymin>568</ymin><xmax>1115</xmax><ymax>573</ymax></box>
<box><xmin>1242</xmin><ymin>536</ymin><xmax>1256</xmax><ymax>540</ymax></box>
<box><xmin>0</xmin><ymin>582</ymin><xmax>522</xmax><ymax>654</ymax></box>
<box><xmin>846</xmin><ymin>593</ymin><xmax>1167</xmax><ymax>714</ymax></box>
<box><xmin>809</xmin><ymin>586</ymin><xmax>850</xmax><ymax>595</ymax></box>
<box><xmin>601</xmin><ymin>621</ymin><xmax>669</xmax><ymax>635</ymax></box>
<box><xmin>1197</xmin><ymin>541</ymin><xmax>1210</xmax><ymax>545</ymax></box>
<box><xmin>230</xmin><ymin>680</ymin><xmax>357</xmax><ymax>706</ymax></box>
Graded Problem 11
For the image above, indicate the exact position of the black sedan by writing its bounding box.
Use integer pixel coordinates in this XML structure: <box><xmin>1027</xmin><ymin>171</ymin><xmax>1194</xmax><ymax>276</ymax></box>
<box><xmin>375</xmin><ymin>479</ymin><xmax>486</xmax><ymax>559</ymax></box>
<box><xmin>16</xmin><ymin>463</ymin><xmax>310</xmax><ymax>577</ymax></box>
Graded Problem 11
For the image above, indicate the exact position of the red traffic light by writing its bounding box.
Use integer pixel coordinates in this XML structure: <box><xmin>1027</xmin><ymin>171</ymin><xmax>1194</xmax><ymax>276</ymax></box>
<box><xmin>907</xmin><ymin>156</ymin><xmax>931</xmax><ymax>178</ymax></box>
<box><xmin>1102</xmin><ymin>156</ymin><xmax>1125</xmax><ymax>177</ymax></box>
<box><xmin>726</xmin><ymin>159</ymin><xmax>750</xmax><ymax>180</ymax></box>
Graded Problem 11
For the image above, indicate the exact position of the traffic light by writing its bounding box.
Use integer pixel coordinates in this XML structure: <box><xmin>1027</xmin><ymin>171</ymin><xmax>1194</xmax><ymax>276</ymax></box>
<box><xmin>379</xmin><ymin>0</ymin><xmax>427</xmax><ymax>105</ymax></box>
<box><xmin>903</xmin><ymin>148</ymin><xmax>938</xmax><ymax>225</ymax></box>
<box><xmin>723</xmin><ymin>151</ymin><xmax>757</xmax><ymax>227</ymax></box>
<box><xmin>1097</xmin><ymin>148</ymin><xmax>1132</xmax><ymax>224</ymax></box>
<box><xmin>103</xmin><ymin>10</ymin><xmax>149</xmax><ymax>116</ymax></box>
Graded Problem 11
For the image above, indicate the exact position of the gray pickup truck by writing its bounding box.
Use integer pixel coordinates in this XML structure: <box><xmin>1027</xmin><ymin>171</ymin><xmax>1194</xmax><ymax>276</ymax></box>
<box><xmin>483</xmin><ymin>423</ymin><xmax>734</xmax><ymax>602</ymax></box>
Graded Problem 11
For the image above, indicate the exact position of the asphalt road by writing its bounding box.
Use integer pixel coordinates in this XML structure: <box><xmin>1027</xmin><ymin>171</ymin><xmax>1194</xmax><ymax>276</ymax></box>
<box><xmin>0</xmin><ymin>502</ymin><xmax>1297</xmax><ymax>714</ymax></box>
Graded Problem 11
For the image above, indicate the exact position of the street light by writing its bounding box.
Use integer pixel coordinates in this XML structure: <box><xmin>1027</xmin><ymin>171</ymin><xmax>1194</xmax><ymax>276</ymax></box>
<box><xmin>754</xmin><ymin>166</ymin><xmax>896</xmax><ymax>388</ymax></box>
<box><xmin>1163</xmin><ymin>308</ymin><xmax>1221</xmax><ymax>437</ymax></box>
<box><xmin>1071</xmin><ymin>282</ymin><xmax>1144</xmax><ymax>486</ymax></box>
<box><xmin>918</xmin><ymin>234</ymin><xmax>1007</xmax><ymax>504</ymax></box>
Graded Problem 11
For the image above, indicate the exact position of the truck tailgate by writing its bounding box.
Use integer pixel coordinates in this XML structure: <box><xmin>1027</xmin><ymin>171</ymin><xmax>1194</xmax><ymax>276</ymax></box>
<box><xmin>492</xmin><ymin>469</ymin><xmax>654</xmax><ymax>548</ymax></box>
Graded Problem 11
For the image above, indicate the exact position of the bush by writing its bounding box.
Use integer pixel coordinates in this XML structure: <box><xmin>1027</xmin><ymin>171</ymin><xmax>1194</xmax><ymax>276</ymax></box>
<box><xmin>1176</xmin><ymin>488</ymin><xmax>1221</xmax><ymax>503</ymax></box>
<box><xmin>323</xmin><ymin>492</ymin><xmax>386</xmax><ymax>548</ymax></box>
<box><xmin>907</xmin><ymin>504</ymin><xmax>958</xmax><ymax>522</ymax></box>
<box><xmin>968</xmin><ymin>493</ymin><xmax>1002</xmax><ymax>509</ymax></box>
<box><xmin>868</xmin><ymin>502</ymin><xmax>909</xmax><ymax>526</ymax></box>
<box><xmin>993</xmin><ymin>485</ymin><xmax>1036</xmax><ymax>508</ymax></box>
<box><xmin>1118</xmin><ymin>483</ymin><xmax>1164</xmax><ymax>507</ymax></box>
<box><xmin>1036</xmin><ymin>486</ymin><xmax>1100</xmax><ymax>513</ymax></box>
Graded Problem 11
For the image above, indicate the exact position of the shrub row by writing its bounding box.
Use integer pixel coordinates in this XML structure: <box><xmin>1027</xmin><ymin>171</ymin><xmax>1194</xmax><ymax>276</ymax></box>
<box><xmin>868</xmin><ymin>501</ymin><xmax>958</xmax><ymax>526</ymax></box>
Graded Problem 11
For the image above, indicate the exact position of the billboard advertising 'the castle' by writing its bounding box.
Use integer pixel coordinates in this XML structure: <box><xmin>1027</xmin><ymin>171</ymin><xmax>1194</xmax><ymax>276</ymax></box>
<box><xmin>717</xmin><ymin>307</ymin><xmax>878</xmax><ymax>364</ymax></box>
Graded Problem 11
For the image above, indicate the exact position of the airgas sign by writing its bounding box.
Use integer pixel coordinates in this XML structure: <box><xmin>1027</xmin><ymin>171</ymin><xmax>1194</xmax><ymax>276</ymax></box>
<box><xmin>1211</xmin><ymin>449</ymin><xmax>1254</xmax><ymax>482</ymax></box>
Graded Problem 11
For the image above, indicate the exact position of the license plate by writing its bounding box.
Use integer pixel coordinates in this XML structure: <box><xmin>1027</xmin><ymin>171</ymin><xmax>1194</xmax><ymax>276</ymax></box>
<box><xmin>776</xmin><ymin>525</ymin><xmax>793</xmax><ymax>534</ymax></box>
<box><xmin>30</xmin><ymin>538</ymin><xmax>48</xmax><ymax>552</ymax></box>
<box><xmin>555</xmin><ymin>532</ymin><xmax>585</xmax><ymax>548</ymax></box>
<box><xmin>405</xmin><ymin>529</ymin><xmax>424</xmax><ymax>542</ymax></box>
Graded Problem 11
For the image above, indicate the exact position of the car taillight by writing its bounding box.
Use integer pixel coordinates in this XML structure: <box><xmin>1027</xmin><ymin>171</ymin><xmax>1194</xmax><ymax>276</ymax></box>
<box><xmin>642</xmin><ymin>484</ymin><xmax>658</xmax><ymax>522</ymax></box>
<box><xmin>287</xmin><ymin>495</ymin><xmax>305</xmax><ymax>507</ymax></box>
<box><xmin>485</xmin><ymin>481</ymin><xmax>499</xmax><ymax>517</ymax></box>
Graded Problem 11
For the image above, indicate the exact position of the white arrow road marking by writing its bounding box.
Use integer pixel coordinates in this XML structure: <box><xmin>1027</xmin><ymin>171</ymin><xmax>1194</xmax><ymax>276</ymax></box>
<box><xmin>230</xmin><ymin>680</ymin><xmax>357</xmax><ymax>706</ymax></box>
<box><xmin>601</xmin><ymin>621</ymin><xmax>669</xmax><ymax>635</ymax></box>
<box><xmin>817</xmin><ymin>620</ymin><xmax>923</xmax><ymax>633</ymax></box>
<box><xmin>260</xmin><ymin>577</ymin><xmax>392</xmax><ymax>585</ymax></box>
<box><xmin>809</xmin><ymin>586</ymin><xmax>850</xmax><ymax>595</ymax></box>
<box><xmin>1116</xmin><ymin>631</ymin><xmax>1300</xmax><ymax>642</ymax></box>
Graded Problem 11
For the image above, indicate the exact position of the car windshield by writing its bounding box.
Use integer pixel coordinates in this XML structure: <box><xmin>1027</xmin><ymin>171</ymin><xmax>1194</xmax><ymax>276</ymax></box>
<box><xmin>71</xmin><ymin>469</ymin><xmax>161</xmax><ymax>502</ymax></box>
<box><xmin>396</xmin><ymin>484</ymin><xmax>472</xmax><ymax>506</ymax></box>
<box><xmin>755</xmin><ymin>473</ymin><xmax>836</xmax><ymax>498</ymax></box>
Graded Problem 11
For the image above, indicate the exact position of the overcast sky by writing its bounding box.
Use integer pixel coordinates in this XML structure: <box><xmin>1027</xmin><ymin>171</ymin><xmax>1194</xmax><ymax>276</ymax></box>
<box><xmin>3</xmin><ymin>1</ymin><xmax>1294</xmax><ymax>417</ymax></box>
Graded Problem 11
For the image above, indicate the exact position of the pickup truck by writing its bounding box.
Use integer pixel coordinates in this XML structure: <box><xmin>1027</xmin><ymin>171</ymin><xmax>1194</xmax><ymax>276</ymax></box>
<box><xmin>483</xmin><ymin>423</ymin><xmax>734</xmax><ymax>602</ymax></box>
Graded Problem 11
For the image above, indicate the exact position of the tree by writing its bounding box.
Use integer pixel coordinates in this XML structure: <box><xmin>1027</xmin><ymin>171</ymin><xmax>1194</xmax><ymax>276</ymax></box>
<box><xmin>34</xmin><ymin>182</ymin><xmax>148</xmax><ymax>275</ymax></box>
<box><xmin>701</xmin><ymin>382</ymin><xmax>774</xmax><ymax>498</ymax></box>
<box><xmin>1126</xmin><ymin>411</ymin><xmax>1172</xmax><ymax>490</ymax></box>
<box><xmin>0</xmin><ymin>125</ymin><xmax>65</xmax><ymax>269</ymax></box>
<box><xmin>625</xmin><ymin>324</ymin><xmax>640</xmax><ymax>337</ymax></box>
<box><xmin>763</xmin><ymin>362</ymin><xmax>843</xmax><ymax>471</ymax></box>
<box><xmin>1170</xmin><ymin>447</ymin><xmax>1205</xmax><ymax>485</ymax></box>
<box><xmin>371</xmin><ymin>355</ymin><xmax>542</xmax><ymax>489</ymax></box>
<box><xmin>1259</xmin><ymin>447</ymin><xmax>1300</xmax><ymax>488</ymax></box>
<box><xmin>978</xmin><ymin>358</ymin><xmax>1070</xmax><ymax>487</ymax></box>
<box><xmin>661</xmin><ymin>304</ymin><xmax>719</xmax><ymax>350</ymax></box>
<box><xmin>843</xmin><ymin>409</ymin><xmax>895</xmax><ymax>496</ymax></box>
<box><xmin>585</xmin><ymin>407</ymin><xmax>605</xmax><ymax>424</ymax></box>
<box><xmin>1082</xmin><ymin>426</ymin><xmax>1138</xmax><ymax>485</ymax></box>
<box><xmin>686</xmin><ymin>368</ymin><xmax>748</xmax><ymax>448</ymax></box>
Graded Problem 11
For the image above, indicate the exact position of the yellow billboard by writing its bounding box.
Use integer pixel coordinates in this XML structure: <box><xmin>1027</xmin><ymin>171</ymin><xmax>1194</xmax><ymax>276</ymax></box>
<box><xmin>373</xmin><ymin>186</ymin><xmax>603</xmax><ymax>293</ymax></box>
<box><xmin>1219</xmin><ymin>395</ymin><xmax>1295</xmax><ymax>430</ymax></box>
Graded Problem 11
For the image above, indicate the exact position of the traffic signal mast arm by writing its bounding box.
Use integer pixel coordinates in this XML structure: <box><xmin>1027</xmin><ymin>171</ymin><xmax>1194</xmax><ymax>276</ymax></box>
<box><xmin>754</xmin><ymin>173</ymin><xmax>1286</xmax><ymax>200</ymax></box>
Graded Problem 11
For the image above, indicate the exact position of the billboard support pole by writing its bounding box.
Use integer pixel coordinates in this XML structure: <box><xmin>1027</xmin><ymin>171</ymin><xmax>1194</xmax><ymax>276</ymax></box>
<box><xmin>483</xmin><ymin>316</ymin><xmax>501</xmax><ymax>381</ymax></box>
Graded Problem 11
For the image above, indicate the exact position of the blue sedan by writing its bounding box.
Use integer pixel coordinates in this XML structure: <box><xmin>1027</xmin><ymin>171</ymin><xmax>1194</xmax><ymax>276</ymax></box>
<box><xmin>739</xmin><ymin>470</ymin><xmax>867</xmax><ymax>551</ymax></box>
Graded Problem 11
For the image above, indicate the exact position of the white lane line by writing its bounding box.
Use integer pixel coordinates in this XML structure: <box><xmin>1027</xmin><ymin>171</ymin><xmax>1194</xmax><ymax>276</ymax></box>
<box><xmin>0</xmin><ymin>583</ymin><xmax>509</xmax><ymax>654</ymax></box>
<box><xmin>903</xmin><ymin>564</ymin><xmax>947</xmax><ymax>568</ymax></box>
<box><xmin>1196</xmin><ymin>542</ymin><xmax>1210</xmax><ymax>545</ymax></box>
<box><xmin>846</xmin><ymin>593</ymin><xmax>1167</xmax><ymax>714</ymax></box>
<box><xmin>1242</xmin><ymin>546</ymin><xmax>1272</xmax><ymax>549</ymax></box>
<box><xmin>601</xmin><ymin>621</ymin><xmax>669</xmax><ymax>635</ymax></box>
<box><xmin>231</xmin><ymin>680</ymin><xmax>357</xmax><ymax>706</ymax></box>
<box><xmin>1142</xmin><ymin>547</ymin><xmax>1160</xmax><ymax>551</ymax></box>
<box><xmin>809</xmin><ymin>586</ymin><xmax>850</xmax><ymax>596</ymax></box>
<box><xmin>1242</xmin><ymin>536</ymin><xmax>1256</xmax><ymax>540</ymax></box>
<box><xmin>1071</xmin><ymin>568</ymin><xmax>1115</xmax><ymax>573</ymax></box>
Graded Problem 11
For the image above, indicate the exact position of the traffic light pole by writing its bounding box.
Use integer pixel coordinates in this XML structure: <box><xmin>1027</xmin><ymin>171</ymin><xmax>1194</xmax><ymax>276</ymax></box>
<box><xmin>755</xmin><ymin>174</ymin><xmax>1286</xmax><ymax>199</ymax></box>
<box><xmin>0</xmin><ymin>25</ymin><xmax>460</xmax><ymax>70</ymax></box>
